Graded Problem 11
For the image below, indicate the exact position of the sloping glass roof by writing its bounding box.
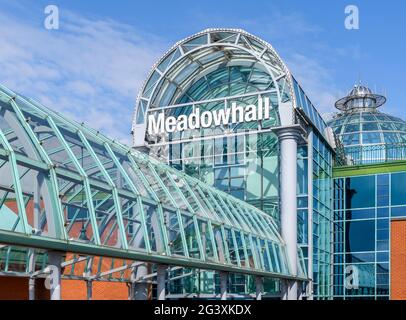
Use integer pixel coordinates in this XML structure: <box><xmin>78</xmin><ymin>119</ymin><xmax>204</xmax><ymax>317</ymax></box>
<box><xmin>0</xmin><ymin>84</ymin><xmax>306</xmax><ymax>279</ymax></box>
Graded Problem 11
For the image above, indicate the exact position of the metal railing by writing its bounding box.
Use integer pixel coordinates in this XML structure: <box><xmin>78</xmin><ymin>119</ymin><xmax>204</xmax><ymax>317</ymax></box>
<box><xmin>338</xmin><ymin>143</ymin><xmax>406</xmax><ymax>166</ymax></box>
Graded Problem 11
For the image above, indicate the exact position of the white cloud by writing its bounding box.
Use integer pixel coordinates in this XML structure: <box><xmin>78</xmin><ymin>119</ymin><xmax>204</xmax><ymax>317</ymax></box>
<box><xmin>0</xmin><ymin>3</ymin><xmax>356</xmax><ymax>141</ymax></box>
<box><xmin>286</xmin><ymin>53</ymin><xmax>345</xmax><ymax>116</ymax></box>
<box><xmin>0</xmin><ymin>9</ymin><xmax>168</xmax><ymax>145</ymax></box>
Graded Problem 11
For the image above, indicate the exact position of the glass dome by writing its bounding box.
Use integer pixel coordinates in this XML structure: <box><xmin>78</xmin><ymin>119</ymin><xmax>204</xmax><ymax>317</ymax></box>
<box><xmin>328</xmin><ymin>84</ymin><xmax>406</xmax><ymax>164</ymax></box>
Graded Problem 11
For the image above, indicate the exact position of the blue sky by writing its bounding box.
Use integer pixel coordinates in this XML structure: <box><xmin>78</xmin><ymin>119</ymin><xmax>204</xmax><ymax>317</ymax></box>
<box><xmin>0</xmin><ymin>0</ymin><xmax>405</xmax><ymax>144</ymax></box>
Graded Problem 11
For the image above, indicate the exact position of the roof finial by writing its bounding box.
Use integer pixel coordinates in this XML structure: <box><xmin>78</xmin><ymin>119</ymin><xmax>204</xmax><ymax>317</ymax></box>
<box><xmin>335</xmin><ymin>81</ymin><xmax>387</xmax><ymax>112</ymax></box>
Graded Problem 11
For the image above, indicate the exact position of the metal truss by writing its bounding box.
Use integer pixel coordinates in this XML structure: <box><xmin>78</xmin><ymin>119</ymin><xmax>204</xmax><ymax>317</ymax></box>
<box><xmin>0</xmin><ymin>84</ymin><xmax>307</xmax><ymax>282</ymax></box>
<box><xmin>132</xmin><ymin>28</ymin><xmax>329</xmax><ymax>148</ymax></box>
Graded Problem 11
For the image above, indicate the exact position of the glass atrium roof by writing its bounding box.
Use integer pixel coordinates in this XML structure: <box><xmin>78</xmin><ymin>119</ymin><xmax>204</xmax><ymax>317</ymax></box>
<box><xmin>0</xmin><ymin>84</ymin><xmax>306</xmax><ymax>280</ymax></box>
<box><xmin>328</xmin><ymin>85</ymin><xmax>406</xmax><ymax>147</ymax></box>
<box><xmin>328</xmin><ymin>112</ymin><xmax>406</xmax><ymax>147</ymax></box>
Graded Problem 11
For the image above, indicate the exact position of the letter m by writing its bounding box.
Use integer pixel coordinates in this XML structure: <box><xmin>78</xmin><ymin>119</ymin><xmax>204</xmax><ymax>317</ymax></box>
<box><xmin>148</xmin><ymin>112</ymin><xmax>165</xmax><ymax>135</ymax></box>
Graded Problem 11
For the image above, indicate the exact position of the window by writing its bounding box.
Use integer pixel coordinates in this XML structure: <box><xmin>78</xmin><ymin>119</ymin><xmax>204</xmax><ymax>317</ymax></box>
<box><xmin>342</xmin><ymin>133</ymin><xmax>360</xmax><ymax>145</ymax></box>
<box><xmin>345</xmin><ymin>263</ymin><xmax>376</xmax><ymax>296</ymax></box>
<box><xmin>346</xmin><ymin>176</ymin><xmax>375</xmax><ymax>209</ymax></box>
<box><xmin>345</xmin><ymin>220</ymin><xmax>375</xmax><ymax>252</ymax></box>
<box><xmin>362</xmin><ymin>122</ymin><xmax>379</xmax><ymax>131</ymax></box>
<box><xmin>362</xmin><ymin>132</ymin><xmax>381</xmax><ymax>144</ymax></box>
<box><xmin>391</xmin><ymin>173</ymin><xmax>406</xmax><ymax>205</ymax></box>
<box><xmin>345</xmin><ymin>124</ymin><xmax>360</xmax><ymax>133</ymax></box>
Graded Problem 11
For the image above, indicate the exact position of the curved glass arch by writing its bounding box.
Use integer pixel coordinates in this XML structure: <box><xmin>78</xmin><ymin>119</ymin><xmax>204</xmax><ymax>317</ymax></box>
<box><xmin>132</xmin><ymin>28</ymin><xmax>297</xmax><ymax>139</ymax></box>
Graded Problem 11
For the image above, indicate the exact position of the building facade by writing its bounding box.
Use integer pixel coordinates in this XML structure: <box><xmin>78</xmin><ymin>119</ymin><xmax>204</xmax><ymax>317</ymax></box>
<box><xmin>132</xmin><ymin>28</ymin><xmax>336</xmax><ymax>299</ymax></box>
<box><xmin>0</xmin><ymin>28</ymin><xmax>405</xmax><ymax>300</ymax></box>
<box><xmin>133</xmin><ymin>29</ymin><xmax>406</xmax><ymax>300</ymax></box>
<box><xmin>328</xmin><ymin>85</ymin><xmax>406</xmax><ymax>300</ymax></box>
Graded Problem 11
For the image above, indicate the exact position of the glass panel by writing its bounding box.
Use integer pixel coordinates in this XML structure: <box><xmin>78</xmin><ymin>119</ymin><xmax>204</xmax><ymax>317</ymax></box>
<box><xmin>345</xmin><ymin>220</ymin><xmax>375</xmax><ymax>252</ymax></box>
<box><xmin>362</xmin><ymin>123</ymin><xmax>379</xmax><ymax>131</ymax></box>
<box><xmin>165</xmin><ymin>209</ymin><xmax>186</xmax><ymax>257</ymax></box>
<box><xmin>198</xmin><ymin>220</ymin><xmax>216</xmax><ymax>262</ymax></box>
<box><xmin>362</xmin><ymin>132</ymin><xmax>381</xmax><ymax>144</ymax></box>
<box><xmin>391</xmin><ymin>173</ymin><xmax>406</xmax><ymax>205</ymax></box>
<box><xmin>346</xmin><ymin>176</ymin><xmax>375</xmax><ymax>209</ymax></box>
<box><xmin>182</xmin><ymin>215</ymin><xmax>201</xmax><ymax>259</ymax></box>
<box><xmin>345</xmin><ymin>264</ymin><xmax>376</xmax><ymax>296</ymax></box>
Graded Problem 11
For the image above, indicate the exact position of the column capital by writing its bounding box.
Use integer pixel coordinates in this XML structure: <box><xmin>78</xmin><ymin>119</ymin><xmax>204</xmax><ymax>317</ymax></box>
<box><xmin>273</xmin><ymin>125</ymin><xmax>305</xmax><ymax>142</ymax></box>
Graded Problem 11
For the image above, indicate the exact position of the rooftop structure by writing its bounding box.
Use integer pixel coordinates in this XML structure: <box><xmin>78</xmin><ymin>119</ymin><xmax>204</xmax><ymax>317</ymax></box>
<box><xmin>328</xmin><ymin>84</ymin><xmax>406</xmax><ymax>164</ymax></box>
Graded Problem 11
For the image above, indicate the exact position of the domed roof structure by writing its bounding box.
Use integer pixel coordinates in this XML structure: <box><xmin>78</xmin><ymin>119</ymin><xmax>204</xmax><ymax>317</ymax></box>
<box><xmin>328</xmin><ymin>84</ymin><xmax>406</xmax><ymax>164</ymax></box>
<box><xmin>334</xmin><ymin>84</ymin><xmax>387</xmax><ymax>112</ymax></box>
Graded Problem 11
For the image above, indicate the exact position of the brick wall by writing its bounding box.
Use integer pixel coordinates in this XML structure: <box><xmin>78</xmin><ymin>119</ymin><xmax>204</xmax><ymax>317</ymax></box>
<box><xmin>0</xmin><ymin>277</ymin><xmax>129</xmax><ymax>300</ymax></box>
<box><xmin>0</xmin><ymin>277</ymin><xmax>49</xmax><ymax>300</ymax></box>
<box><xmin>391</xmin><ymin>219</ymin><xmax>406</xmax><ymax>300</ymax></box>
<box><xmin>62</xmin><ymin>279</ymin><xmax>129</xmax><ymax>300</ymax></box>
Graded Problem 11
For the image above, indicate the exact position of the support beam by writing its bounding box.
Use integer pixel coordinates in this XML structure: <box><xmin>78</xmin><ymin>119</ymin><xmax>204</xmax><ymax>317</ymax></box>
<box><xmin>28</xmin><ymin>247</ymin><xmax>36</xmax><ymax>300</ymax></box>
<box><xmin>157</xmin><ymin>265</ymin><xmax>167</xmax><ymax>301</ymax></box>
<box><xmin>0</xmin><ymin>229</ymin><xmax>305</xmax><ymax>282</ymax></box>
<box><xmin>90</xmin><ymin>261</ymin><xmax>143</xmax><ymax>281</ymax></box>
<box><xmin>220</xmin><ymin>271</ymin><xmax>228</xmax><ymax>300</ymax></box>
<box><xmin>274</xmin><ymin>126</ymin><xmax>303</xmax><ymax>300</ymax></box>
<box><xmin>255</xmin><ymin>276</ymin><xmax>264</xmax><ymax>300</ymax></box>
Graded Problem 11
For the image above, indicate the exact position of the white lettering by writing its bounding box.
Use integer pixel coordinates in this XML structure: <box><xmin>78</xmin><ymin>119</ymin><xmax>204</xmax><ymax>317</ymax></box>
<box><xmin>264</xmin><ymin>97</ymin><xmax>270</xmax><ymax>119</ymax></box>
<box><xmin>148</xmin><ymin>112</ymin><xmax>165</xmax><ymax>134</ymax></box>
<box><xmin>188</xmin><ymin>108</ymin><xmax>200</xmax><ymax>130</ymax></box>
<box><xmin>201</xmin><ymin>111</ymin><xmax>213</xmax><ymax>128</ymax></box>
<box><xmin>213</xmin><ymin>108</ymin><xmax>231</xmax><ymax>126</ymax></box>
<box><xmin>147</xmin><ymin>98</ymin><xmax>272</xmax><ymax>135</ymax></box>
<box><xmin>231</xmin><ymin>102</ymin><xmax>244</xmax><ymax>124</ymax></box>
<box><xmin>244</xmin><ymin>104</ymin><xmax>257</xmax><ymax>122</ymax></box>
<box><xmin>165</xmin><ymin>116</ymin><xmax>177</xmax><ymax>133</ymax></box>
<box><xmin>177</xmin><ymin>115</ymin><xmax>188</xmax><ymax>132</ymax></box>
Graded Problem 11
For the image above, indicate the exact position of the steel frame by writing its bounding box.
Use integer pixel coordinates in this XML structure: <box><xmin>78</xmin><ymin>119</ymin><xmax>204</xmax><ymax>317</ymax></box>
<box><xmin>0</xmin><ymin>84</ymin><xmax>307</xmax><ymax>283</ymax></box>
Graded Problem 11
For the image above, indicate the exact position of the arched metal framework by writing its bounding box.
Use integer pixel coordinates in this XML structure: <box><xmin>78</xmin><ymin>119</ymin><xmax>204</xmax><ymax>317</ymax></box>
<box><xmin>0</xmin><ymin>84</ymin><xmax>307</xmax><ymax>281</ymax></box>
<box><xmin>132</xmin><ymin>28</ymin><xmax>328</xmax><ymax>148</ymax></box>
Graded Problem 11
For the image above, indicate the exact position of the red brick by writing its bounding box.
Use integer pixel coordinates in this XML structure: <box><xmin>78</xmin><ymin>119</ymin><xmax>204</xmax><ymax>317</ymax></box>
<box><xmin>391</xmin><ymin>220</ymin><xmax>406</xmax><ymax>300</ymax></box>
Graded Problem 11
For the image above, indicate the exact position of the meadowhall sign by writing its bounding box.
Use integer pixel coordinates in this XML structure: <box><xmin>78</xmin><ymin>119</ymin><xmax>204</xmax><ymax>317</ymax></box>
<box><xmin>148</xmin><ymin>97</ymin><xmax>272</xmax><ymax>135</ymax></box>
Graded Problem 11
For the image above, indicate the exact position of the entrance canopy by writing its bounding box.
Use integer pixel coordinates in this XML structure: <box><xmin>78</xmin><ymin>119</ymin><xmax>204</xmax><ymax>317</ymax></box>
<box><xmin>0</xmin><ymin>84</ymin><xmax>306</xmax><ymax>280</ymax></box>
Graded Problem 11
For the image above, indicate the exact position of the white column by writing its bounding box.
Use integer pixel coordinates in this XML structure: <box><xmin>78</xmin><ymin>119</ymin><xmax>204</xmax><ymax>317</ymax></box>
<box><xmin>220</xmin><ymin>272</ymin><xmax>228</xmax><ymax>300</ymax></box>
<box><xmin>275</xmin><ymin>126</ymin><xmax>302</xmax><ymax>300</ymax></box>
<box><xmin>47</xmin><ymin>252</ymin><xmax>62</xmax><ymax>300</ymax></box>
<box><xmin>28</xmin><ymin>249</ymin><xmax>36</xmax><ymax>300</ymax></box>
<box><xmin>307</xmin><ymin>130</ymin><xmax>314</xmax><ymax>300</ymax></box>
<box><xmin>156</xmin><ymin>265</ymin><xmax>166</xmax><ymax>301</ymax></box>
<box><xmin>255</xmin><ymin>276</ymin><xmax>264</xmax><ymax>300</ymax></box>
